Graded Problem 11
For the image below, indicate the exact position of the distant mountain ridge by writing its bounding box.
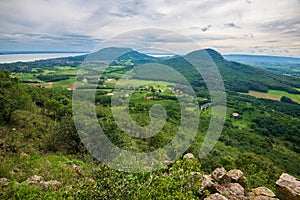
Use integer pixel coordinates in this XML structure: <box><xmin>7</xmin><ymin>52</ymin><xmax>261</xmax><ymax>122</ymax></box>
<box><xmin>224</xmin><ymin>54</ymin><xmax>300</xmax><ymax>76</ymax></box>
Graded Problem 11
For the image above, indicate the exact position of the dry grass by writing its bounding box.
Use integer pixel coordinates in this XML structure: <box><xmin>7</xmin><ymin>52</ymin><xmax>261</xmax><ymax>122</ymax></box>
<box><xmin>247</xmin><ymin>90</ymin><xmax>281</xmax><ymax>101</ymax></box>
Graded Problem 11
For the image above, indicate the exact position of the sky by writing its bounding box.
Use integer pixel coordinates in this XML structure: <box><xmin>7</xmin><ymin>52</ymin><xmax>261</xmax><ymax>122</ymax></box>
<box><xmin>0</xmin><ymin>0</ymin><xmax>300</xmax><ymax>57</ymax></box>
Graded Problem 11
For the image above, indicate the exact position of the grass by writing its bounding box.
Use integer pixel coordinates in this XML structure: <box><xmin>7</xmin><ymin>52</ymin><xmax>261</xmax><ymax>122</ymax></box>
<box><xmin>268</xmin><ymin>90</ymin><xmax>300</xmax><ymax>103</ymax></box>
<box><xmin>14</xmin><ymin>73</ymin><xmax>41</xmax><ymax>82</ymax></box>
<box><xmin>52</xmin><ymin>76</ymin><xmax>76</xmax><ymax>89</ymax></box>
<box><xmin>243</xmin><ymin>90</ymin><xmax>300</xmax><ymax>104</ymax></box>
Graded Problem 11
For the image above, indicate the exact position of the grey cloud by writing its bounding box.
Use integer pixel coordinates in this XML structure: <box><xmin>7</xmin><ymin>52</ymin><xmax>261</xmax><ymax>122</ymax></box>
<box><xmin>264</xmin><ymin>40</ymin><xmax>279</xmax><ymax>43</ymax></box>
<box><xmin>224</xmin><ymin>22</ymin><xmax>240</xmax><ymax>29</ymax></box>
<box><xmin>201</xmin><ymin>25</ymin><xmax>212</xmax><ymax>32</ymax></box>
<box><xmin>260</xmin><ymin>18</ymin><xmax>300</xmax><ymax>34</ymax></box>
<box><xmin>192</xmin><ymin>35</ymin><xmax>236</xmax><ymax>41</ymax></box>
<box><xmin>1</xmin><ymin>32</ymin><xmax>100</xmax><ymax>43</ymax></box>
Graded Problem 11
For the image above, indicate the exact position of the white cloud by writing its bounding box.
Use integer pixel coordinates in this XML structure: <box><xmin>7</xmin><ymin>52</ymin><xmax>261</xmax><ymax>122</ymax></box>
<box><xmin>0</xmin><ymin>0</ymin><xmax>299</xmax><ymax>56</ymax></box>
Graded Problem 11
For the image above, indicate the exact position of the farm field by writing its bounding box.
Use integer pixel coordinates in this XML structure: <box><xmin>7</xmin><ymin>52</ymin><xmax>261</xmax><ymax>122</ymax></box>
<box><xmin>242</xmin><ymin>90</ymin><xmax>300</xmax><ymax>104</ymax></box>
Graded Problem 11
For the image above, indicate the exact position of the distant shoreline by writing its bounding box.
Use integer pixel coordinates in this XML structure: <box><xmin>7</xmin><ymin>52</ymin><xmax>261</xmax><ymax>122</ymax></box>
<box><xmin>0</xmin><ymin>51</ymin><xmax>89</xmax><ymax>55</ymax></box>
<box><xmin>0</xmin><ymin>52</ymin><xmax>88</xmax><ymax>64</ymax></box>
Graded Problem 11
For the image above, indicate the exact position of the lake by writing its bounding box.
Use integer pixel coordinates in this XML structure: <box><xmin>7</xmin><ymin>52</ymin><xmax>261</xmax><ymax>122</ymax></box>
<box><xmin>0</xmin><ymin>53</ymin><xmax>88</xmax><ymax>63</ymax></box>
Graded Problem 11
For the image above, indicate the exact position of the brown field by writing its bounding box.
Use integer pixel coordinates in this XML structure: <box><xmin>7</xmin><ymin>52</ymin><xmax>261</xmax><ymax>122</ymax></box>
<box><xmin>242</xmin><ymin>90</ymin><xmax>281</xmax><ymax>101</ymax></box>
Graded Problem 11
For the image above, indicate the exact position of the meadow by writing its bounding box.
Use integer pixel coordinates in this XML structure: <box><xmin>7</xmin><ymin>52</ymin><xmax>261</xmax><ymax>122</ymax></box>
<box><xmin>243</xmin><ymin>90</ymin><xmax>300</xmax><ymax>104</ymax></box>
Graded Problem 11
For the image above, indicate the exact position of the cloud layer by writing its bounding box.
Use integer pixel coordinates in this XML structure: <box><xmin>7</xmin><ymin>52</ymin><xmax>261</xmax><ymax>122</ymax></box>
<box><xmin>0</xmin><ymin>0</ymin><xmax>300</xmax><ymax>56</ymax></box>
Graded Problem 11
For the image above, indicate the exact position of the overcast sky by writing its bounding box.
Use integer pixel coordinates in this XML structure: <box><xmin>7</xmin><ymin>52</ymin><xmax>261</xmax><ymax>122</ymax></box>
<box><xmin>0</xmin><ymin>0</ymin><xmax>300</xmax><ymax>56</ymax></box>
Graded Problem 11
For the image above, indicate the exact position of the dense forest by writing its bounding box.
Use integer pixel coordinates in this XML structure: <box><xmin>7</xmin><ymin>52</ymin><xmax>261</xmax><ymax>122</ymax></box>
<box><xmin>0</xmin><ymin>48</ymin><xmax>299</xmax><ymax>199</ymax></box>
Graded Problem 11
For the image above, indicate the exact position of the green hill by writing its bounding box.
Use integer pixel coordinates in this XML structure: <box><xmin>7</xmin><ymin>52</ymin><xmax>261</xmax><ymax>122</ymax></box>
<box><xmin>0</xmin><ymin>48</ymin><xmax>300</xmax><ymax>199</ymax></box>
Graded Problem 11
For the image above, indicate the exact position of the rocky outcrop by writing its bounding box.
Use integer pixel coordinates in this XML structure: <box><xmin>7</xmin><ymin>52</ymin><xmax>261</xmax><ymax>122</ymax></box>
<box><xmin>201</xmin><ymin>170</ymin><xmax>300</xmax><ymax>200</ymax></box>
<box><xmin>205</xmin><ymin>193</ymin><xmax>228</xmax><ymax>200</ymax></box>
<box><xmin>248</xmin><ymin>187</ymin><xmax>278</xmax><ymax>200</ymax></box>
<box><xmin>24</xmin><ymin>175</ymin><xmax>61</xmax><ymax>190</ymax></box>
<box><xmin>200</xmin><ymin>167</ymin><xmax>248</xmax><ymax>200</ymax></box>
<box><xmin>276</xmin><ymin>173</ymin><xmax>300</xmax><ymax>200</ymax></box>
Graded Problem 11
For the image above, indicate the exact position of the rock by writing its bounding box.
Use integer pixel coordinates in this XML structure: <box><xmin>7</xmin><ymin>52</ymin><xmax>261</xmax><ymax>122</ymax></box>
<box><xmin>190</xmin><ymin>171</ymin><xmax>201</xmax><ymax>176</ymax></box>
<box><xmin>227</xmin><ymin>169</ymin><xmax>247</xmax><ymax>188</ymax></box>
<box><xmin>276</xmin><ymin>173</ymin><xmax>300</xmax><ymax>200</ymax></box>
<box><xmin>238</xmin><ymin>176</ymin><xmax>248</xmax><ymax>189</ymax></box>
<box><xmin>252</xmin><ymin>187</ymin><xmax>276</xmax><ymax>198</ymax></box>
<box><xmin>25</xmin><ymin>175</ymin><xmax>43</xmax><ymax>184</ymax></box>
<box><xmin>42</xmin><ymin>180</ymin><xmax>61</xmax><ymax>189</ymax></box>
<box><xmin>72</xmin><ymin>164</ymin><xmax>82</xmax><ymax>175</ymax></box>
<box><xmin>247</xmin><ymin>192</ymin><xmax>279</xmax><ymax>200</ymax></box>
<box><xmin>184</xmin><ymin>153</ymin><xmax>195</xmax><ymax>160</ymax></box>
<box><xmin>227</xmin><ymin>169</ymin><xmax>243</xmax><ymax>181</ymax></box>
<box><xmin>216</xmin><ymin>183</ymin><xmax>245</xmax><ymax>200</ymax></box>
<box><xmin>78</xmin><ymin>177</ymin><xmax>96</xmax><ymax>183</ymax></box>
<box><xmin>0</xmin><ymin>177</ymin><xmax>10</xmax><ymax>187</ymax></box>
<box><xmin>66</xmin><ymin>185</ymin><xmax>73</xmax><ymax>190</ymax></box>
<box><xmin>205</xmin><ymin>193</ymin><xmax>229</xmax><ymax>200</ymax></box>
<box><xmin>212</xmin><ymin>167</ymin><xmax>227</xmax><ymax>181</ymax></box>
<box><xmin>212</xmin><ymin>167</ymin><xmax>230</xmax><ymax>183</ymax></box>
<box><xmin>200</xmin><ymin>175</ymin><xmax>216</xmax><ymax>192</ymax></box>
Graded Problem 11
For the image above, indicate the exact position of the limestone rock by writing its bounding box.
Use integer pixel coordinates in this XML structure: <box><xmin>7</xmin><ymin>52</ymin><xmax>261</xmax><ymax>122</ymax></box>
<box><xmin>72</xmin><ymin>164</ymin><xmax>82</xmax><ymax>175</ymax></box>
<box><xmin>212</xmin><ymin>167</ymin><xmax>228</xmax><ymax>182</ymax></box>
<box><xmin>216</xmin><ymin>183</ymin><xmax>245</xmax><ymax>200</ymax></box>
<box><xmin>205</xmin><ymin>193</ymin><xmax>229</xmax><ymax>200</ymax></box>
<box><xmin>42</xmin><ymin>180</ymin><xmax>61</xmax><ymax>189</ymax></box>
<box><xmin>200</xmin><ymin>175</ymin><xmax>216</xmax><ymax>192</ymax></box>
<box><xmin>184</xmin><ymin>153</ymin><xmax>195</xmax><ymax>160</ymax></box>
<box><xmin>227</xmin><ymin>169</ymin><xmax>247</xmax><ymax>188</ymax></box>
<box><xmin>252</xmin><ymin>187</ymin><xmax>276</xmax><ymax>198</ymax></box>
<box><xmin>247</xmin><ymin>192</ymin><xmax>279</xmax><ymax>200</ymax></box>
<box><xmin>276</xmin><ymin>173</ymin><xmax>300</xmax><ymax>200</ymax></box>
<box><xmin>25</xmin><ymin>175</ymin><xmax>43</xmax><ymax>184</ymax></box>
<box><xmin>227</xmin><ymin>170</ymin><xmax>243</xmax><ymax>181</ymax></box>
<box><xmin>0</xmin><ymin>177</ymin><xmax>9</xmax><ymax>187</ymax></box>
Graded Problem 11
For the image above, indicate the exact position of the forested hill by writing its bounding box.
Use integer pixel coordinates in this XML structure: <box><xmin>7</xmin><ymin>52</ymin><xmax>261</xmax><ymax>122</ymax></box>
<box><xmin>160</xmin><ymin>49</ymin><xmax>300</xmax><ymax>94</ymax></box>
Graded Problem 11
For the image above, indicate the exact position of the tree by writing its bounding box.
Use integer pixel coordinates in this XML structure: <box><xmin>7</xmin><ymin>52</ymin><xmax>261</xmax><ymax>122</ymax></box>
<box><xmin>280</xmin><ymin>96</ymin><xmax>294</xmax><ymax>104</ymax></box>
<box><xmin>0</xmin><ymin>71</ymin><xmax>31</xmax><ymax>125</ymax></box>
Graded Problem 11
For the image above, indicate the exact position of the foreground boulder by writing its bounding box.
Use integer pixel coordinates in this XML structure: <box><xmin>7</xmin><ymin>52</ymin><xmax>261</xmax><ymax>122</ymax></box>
<box><xmin>205</xmin><ymin>193</ymin><xmax>228</xmax><ymax>200</ymax></box>
<box><xmin>201</xmin><ymin>168</ymin><xmax>283</xmax><ymax>200</ymax></box>
<box><xmin>227</xmin><ymin>169</ymin><xmax>247</xmax><ymax>189</ymax></box>
<box><xmin>276</xmin><ymin>173</ymin><xmax>300</xmax><ymax>200</ymax></box>
<box><xmin>0</xmin><ymin>177</ymin><xmax>10</xmax><ymax>187</ymax></box>
<box><xmin>248</xmin><ymin>187</ymin><xmax>279</xmax><ymax>200</ymax></box>
<box><xmin>212</xmin><ymin>167</ymin><xmax>228</xmax><ymax>182</ymax></box>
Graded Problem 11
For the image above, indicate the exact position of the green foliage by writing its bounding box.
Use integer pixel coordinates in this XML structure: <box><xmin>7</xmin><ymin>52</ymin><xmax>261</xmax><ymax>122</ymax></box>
<box><xmin>1</xmin><ymin>48</ymin><xmax>300</xmax><ymax>198</ymax></box>
<box><xmin>0</xmin><ymin>71</ymin><xmax>31</xmax><ymax>125</ymax></box>
<box><xmin>280</xmin><ymin>96</ymin><xmax>295</xmax><ymax>103</ymax></box>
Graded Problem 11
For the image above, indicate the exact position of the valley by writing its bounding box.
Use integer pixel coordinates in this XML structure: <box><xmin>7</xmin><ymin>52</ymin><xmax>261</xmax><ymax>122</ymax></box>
<box><xmin>0</xmin><ymin>48</ymin><xmax>299</xmax><ymax>199</ymax></box>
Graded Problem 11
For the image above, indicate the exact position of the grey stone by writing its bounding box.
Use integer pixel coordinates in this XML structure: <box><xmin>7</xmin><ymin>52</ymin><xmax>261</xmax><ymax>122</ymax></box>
<box><xmin>276</xmin><ymin>173</ymin><xmax>300</xmax><ymax>200</ymax></box>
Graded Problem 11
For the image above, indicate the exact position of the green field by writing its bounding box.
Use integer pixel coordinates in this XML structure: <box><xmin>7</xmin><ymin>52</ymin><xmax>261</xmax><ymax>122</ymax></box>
<box><xmin>268</xmin><ymin>90</ymin><xmax>300</xmax><ymax>103</ymax></box>
<box><xmin>243</xmin><ymin>90</ymin><xmax>300</xmax><ymax>104</ymax></box>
